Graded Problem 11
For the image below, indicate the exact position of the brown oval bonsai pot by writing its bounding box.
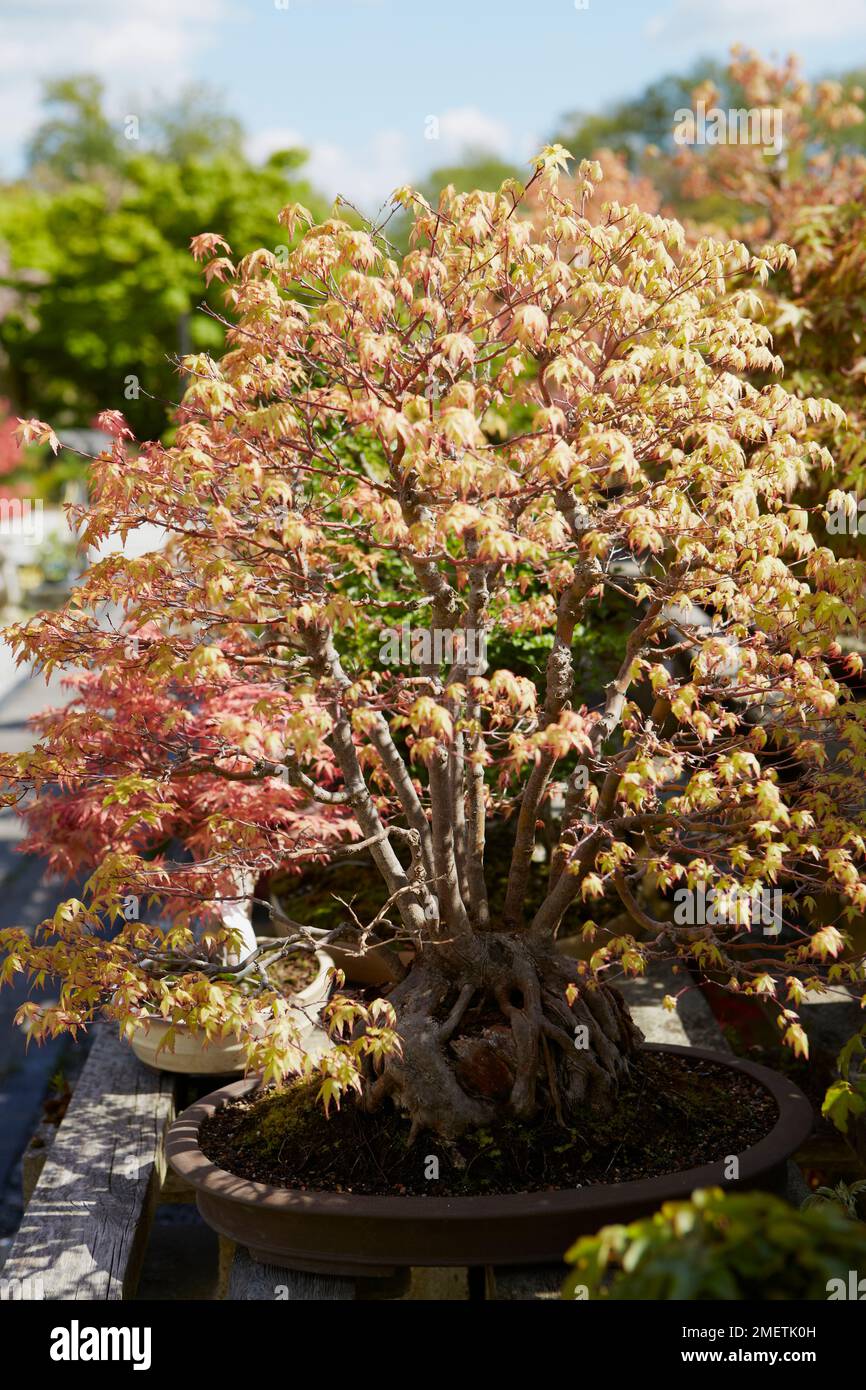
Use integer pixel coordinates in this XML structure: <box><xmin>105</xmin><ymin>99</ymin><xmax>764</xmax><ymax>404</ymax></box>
<box><xmin>165</xmin><ymin>1043</ymin><xmax>812</xmax><ymax>1277</ymax></box>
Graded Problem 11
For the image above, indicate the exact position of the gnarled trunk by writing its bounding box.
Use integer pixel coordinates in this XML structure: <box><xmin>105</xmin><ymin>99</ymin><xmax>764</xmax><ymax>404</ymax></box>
<box><xmin>361</xmin><ymin>932</ymin><xmax>642</xmax><ymax>1143</ymax></box>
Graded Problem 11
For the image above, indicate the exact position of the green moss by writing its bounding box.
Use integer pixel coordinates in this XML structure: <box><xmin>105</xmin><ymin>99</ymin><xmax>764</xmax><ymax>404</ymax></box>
<box><xmin>236</xmin><ymin>1082</ymin><xmax>323</xmax><ymax>1159</ymax></box>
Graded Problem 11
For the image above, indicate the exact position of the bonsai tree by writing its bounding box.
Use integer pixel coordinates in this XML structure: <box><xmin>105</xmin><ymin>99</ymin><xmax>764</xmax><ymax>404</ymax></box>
<box><xmin>17</xmin><ymin>662</ymin><xmax>356</xmax><ymax>938</ymax></box>
<box><xmin>2</xmin><ymin>150</ymin><xmax>865</xmax><ymax>1142</ymax></box>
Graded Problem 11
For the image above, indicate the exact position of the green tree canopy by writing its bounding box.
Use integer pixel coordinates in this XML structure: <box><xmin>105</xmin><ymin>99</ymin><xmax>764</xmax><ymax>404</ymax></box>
<box><xmin>551</xmin><ymin>58</ymin><xmax>729</xmax><ymax>167</ymax></box>
<box><xmin>419</xmin><ymin>149</ymin><xmax>522</xmax><ymax>204</ymax></box>
<box><xmin>0</xmin><ymin>78</ymin><xmax>328</xmax><ymax>438</ymax></box>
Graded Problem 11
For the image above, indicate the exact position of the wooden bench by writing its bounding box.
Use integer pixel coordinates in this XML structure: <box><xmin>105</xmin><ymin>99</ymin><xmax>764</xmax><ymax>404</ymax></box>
<box><xmin>1</xmin><ymin>1028</ymin><xmax>566</xmax><ymax>1301</ymax></box>
<box><xmin>2</xmin><ymin>1025</ymin><xmax>173</xmax><ymax>1300</ymax></box>
<box><xmin>0</xmin><ymin>965</ymin><xmax>817</xmax><ymax>1301</ymax></box>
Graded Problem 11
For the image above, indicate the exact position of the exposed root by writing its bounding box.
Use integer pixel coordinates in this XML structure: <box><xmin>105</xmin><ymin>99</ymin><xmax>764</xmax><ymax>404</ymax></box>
<box><xmin>360</xmin><ymin>932</ymin><xmax>643</xmax><ymax>1142</ymax></box>
<box><xmin>360</xmin><ymin>963</ymin><xmax>496</xmax><ymax>1144</ymax></box>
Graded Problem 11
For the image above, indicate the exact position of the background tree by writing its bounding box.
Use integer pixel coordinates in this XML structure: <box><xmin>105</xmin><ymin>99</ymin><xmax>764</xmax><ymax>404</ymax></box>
<box><xmin>25</xmin><ymin>76</ymin><xmax>246</xmax><ymax>185</ymax></box>
<box><xmin>666</xmin><ymin>50</ymin><xmax>866</xmax><ymax>539</ymax></box>
<box><xmin>552</xmin><ymin>58</ymin><xmax>729</xmax><ymax>166</ymax></box>
<box><xmin>419</xmin><ymin>150</ymin><xmax>523</xmax><ymax>205</ymax></box>
<box><xmin>2</xmin><ymin>154</ymin><xmax>865</xmax><ymax>1142</ymax></box>
<box><xmin>0</xmin><ymin>78</ymin><xmax>329</xmax><ymax>439</ymax></box>
<box><xmin>26</xmin><ymin>76</ymin><xmax>122</xmax><ymax>185</ymax></box>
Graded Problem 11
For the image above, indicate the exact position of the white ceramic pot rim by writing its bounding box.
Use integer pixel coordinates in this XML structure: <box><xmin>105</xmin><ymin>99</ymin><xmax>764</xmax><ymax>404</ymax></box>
<box><xmin>131</xmin><ymin>944</ymin><xmax>334</xmax><ymax>1035</ymax></box>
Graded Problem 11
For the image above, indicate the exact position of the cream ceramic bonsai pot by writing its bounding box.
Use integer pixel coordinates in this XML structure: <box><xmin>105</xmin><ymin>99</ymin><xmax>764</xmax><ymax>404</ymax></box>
<box><xmin>129</xmin><ymin>944</ymin><xmax>334</xmax><ymax>1075</ymax></box>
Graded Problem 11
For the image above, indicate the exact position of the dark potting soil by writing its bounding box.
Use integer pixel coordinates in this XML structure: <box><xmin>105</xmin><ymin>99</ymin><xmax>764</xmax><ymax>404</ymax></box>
<box><xmin>198</xmin><ymin>1052</ymin><xmax>778</xmax><ymax>1196</ymax></box>
<box><xmin>265</xmin><ymin>949</ymin><xmax>318</xmax><ymax>995</ymax></box>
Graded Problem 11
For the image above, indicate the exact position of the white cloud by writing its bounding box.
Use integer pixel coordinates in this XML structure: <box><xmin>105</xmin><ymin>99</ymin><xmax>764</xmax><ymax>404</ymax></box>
<box><xmin>427</xmin><ymin>107</ymin><xmax>545</xmax><ymax>175</ymax></box>
<box><xmin>432</xmin><ymin>106</ymin><xmax>512</xmax><ymax>159</ymax></box>
<box><xmin>246</xmin><ymin>103</ymin><xmax>541</xmax><ymax>212</ymax></box>
<box><xmin>646</xmin><ymin>0</ymin><xmax>866</xmax><ymax>43</ymax></box>
<box><xmin>246</xmin><ymin>127</ymin><xmax>412</xmax><ymax>211</ymax></box>
<box><xmin>244</xmin><ymin>127</ymin><xmax>307</xmax><ymax>167</ymax></box>
<box><xmin>246</xmin><ymin>105</ymin><xmax>526</xmax><ymax>213</ymax></box>
<box><xmin>0</xmin><ymin>0</ymin><xmax>228</xmax><ymax>174</ymax></box>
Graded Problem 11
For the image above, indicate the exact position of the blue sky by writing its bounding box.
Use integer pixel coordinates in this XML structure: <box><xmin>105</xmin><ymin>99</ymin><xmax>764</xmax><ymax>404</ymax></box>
<box><xmin>3</xmin><ymin>0</ymin><xmax>866</xmax><ymax>207</ymax></box>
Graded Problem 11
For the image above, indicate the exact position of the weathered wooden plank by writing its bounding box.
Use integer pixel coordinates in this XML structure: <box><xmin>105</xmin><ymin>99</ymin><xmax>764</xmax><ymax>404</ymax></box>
<box><xmin>21</xmin><ymin>1117</ymin><xmax>57</xmax><ymax>1207</ymax></box>
<box><xmin>3</xmin><ymin>1025</ymin><xmax>174</xmax><ymax>1299</ymax></box>
<box><xmin>484</xmin><ymin>1263</ymin><xmax>564</xmax><ymax>1300</ymax></box>
<box><xmin>228</xmin><ymin>1247</ymin><xmax>355</xmax><ymax>1300</ymax></box>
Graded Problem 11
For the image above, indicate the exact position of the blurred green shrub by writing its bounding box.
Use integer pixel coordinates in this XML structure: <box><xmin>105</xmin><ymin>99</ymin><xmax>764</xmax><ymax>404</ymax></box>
<box><xmin>563</xmin><ymin>1187</ymin><xmax>866</xmax><ymax>1300</ymax></box>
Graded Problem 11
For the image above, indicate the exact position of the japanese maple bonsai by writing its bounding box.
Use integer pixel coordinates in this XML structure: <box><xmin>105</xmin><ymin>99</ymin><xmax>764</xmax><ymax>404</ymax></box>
<box><xmin>2</xmin><ymin>150</ymin><xmax>864</xmax><ymax>1188</ymax></box>
<box><xmin>7</xmin><ymin>662</ymin><xmax>354</xmax><ymax>1071</ymax></box>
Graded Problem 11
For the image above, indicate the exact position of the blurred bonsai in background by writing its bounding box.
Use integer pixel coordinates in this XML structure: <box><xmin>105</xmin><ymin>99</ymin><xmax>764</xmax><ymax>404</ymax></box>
<box><xmin>666</xmin><ymin>50</ymin><xmax>866</xmax><ymax>522</ymax></box>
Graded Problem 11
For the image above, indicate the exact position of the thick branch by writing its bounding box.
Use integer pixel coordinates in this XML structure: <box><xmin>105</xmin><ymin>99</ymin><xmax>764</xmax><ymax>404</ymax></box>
<box><xmin>504</xmin><ymin>566</ymin><xmax>598</xmax><ymax>927</ymax></box>
<box><xmin>451</xmin><ymin>547</ymin><xmax>491</xmax><ymax>928</ymax></box>
<box><xmin>301</xmin><ymin>625</ymin><xmax>432</xmax><ymax>938</ymax></box>
<box><xmin>529</xmin><ymin>827</ymin><xmax>605</xmax><ymax>940</ymax></box>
